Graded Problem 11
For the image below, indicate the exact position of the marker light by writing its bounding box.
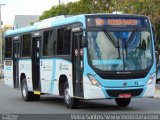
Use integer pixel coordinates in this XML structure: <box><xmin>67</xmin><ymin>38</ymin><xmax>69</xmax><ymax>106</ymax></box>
<box><xmin>87</xmin><ymin>74</ymin><xmax>101</xmax><ymax>87</ymax></box>
<box><xmin>147</xmin><ymin>73</ymin><xmax>156</xmax><ymax>86</ymax></box>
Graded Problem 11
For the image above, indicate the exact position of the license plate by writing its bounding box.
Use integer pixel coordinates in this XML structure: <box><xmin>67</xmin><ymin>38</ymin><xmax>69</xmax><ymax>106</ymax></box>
<box><xmin>118</xmin><ymin>93</ymin><xmax>131</xmax><ymax>98</ymax></box>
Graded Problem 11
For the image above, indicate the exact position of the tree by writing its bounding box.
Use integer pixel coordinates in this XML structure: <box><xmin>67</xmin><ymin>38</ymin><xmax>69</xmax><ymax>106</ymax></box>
<box><xmin>40</xmin><ymin>0</ymin><xmax>160</xmax><ymax>48</ymax></box>
<box><xmin>40</xmin><ymin>0</ymin><xmax>113</xmax><ymax>20</ymax></box>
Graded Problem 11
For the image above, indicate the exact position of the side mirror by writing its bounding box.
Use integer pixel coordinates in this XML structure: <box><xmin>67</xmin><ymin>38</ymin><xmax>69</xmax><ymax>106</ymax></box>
<box><xmin>82</xmin><ymin>36</ymin><xmax>88</xmax><ymax>48</ymax></box>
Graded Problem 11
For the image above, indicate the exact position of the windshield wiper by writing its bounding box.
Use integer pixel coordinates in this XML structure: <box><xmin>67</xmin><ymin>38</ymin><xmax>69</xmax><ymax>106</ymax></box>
<box><xmin>124</xmin><ymin>38</ymin><xmax>128</xmax><ymax>55</ymax></box>
<box><xmin>123</xmin><ymin>30</ymin><xmax>137</xmax><ymax>57</ymax></box>
<box><xmin>103</xmin><ymin>29</ymin><xmax>118</xmax><ymax>48</ymax></box>
<box><xmin>126</xmin><ymin>30</ymin><xmax>136</xmax><ymax>47</ymax></box>
<box><xmin>103</xmin><ymin>28</ymin><xmax>121</xmax><ymax>59</ymax></box>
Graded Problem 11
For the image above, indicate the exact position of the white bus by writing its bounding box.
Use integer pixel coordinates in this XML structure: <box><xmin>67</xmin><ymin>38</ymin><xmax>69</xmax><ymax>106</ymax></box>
<box><xmin>4</xmin><ymin>14</ymin><xmax>156</xmax><ymax>108</ymax></box>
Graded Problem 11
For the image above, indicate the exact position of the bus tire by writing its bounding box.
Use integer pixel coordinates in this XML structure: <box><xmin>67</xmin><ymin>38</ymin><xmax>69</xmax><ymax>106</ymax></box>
<box><xmin>64</xmin><ymin>81</ymin><xmax>79</xmax><ymax>109</ymax></box>
<box><xmin>115</xmin><ymin>98</ymin><xmax>131</xmax><ymax>107</ymax></box>
<box><xmin>21</xmin><ymin>78</ymin><xmax>34</xmax><ymax>101</ymax></box>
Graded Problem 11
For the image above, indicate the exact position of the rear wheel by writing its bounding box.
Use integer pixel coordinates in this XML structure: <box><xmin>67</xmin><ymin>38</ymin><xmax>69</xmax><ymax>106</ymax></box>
<box><xmin>115</xmin><ymin>98</ymin><xmax>131</xmax><ymax>107</ymax></box>
<box><xmin>64</xmin><ymin>81</ymin><xmax>79</xmax><ymax>109</ymax></box>
<box><xmin>21</xmin><ymin>78</ymin><xmax>40</xmax><ymax>101</ymax></box>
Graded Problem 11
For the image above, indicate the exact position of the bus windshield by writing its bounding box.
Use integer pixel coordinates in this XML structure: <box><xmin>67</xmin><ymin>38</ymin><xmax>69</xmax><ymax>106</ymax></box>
<box><xmin>87</xmin><ymin>29</ymin><xmax>153</xmax><ymax>71</ymax></box>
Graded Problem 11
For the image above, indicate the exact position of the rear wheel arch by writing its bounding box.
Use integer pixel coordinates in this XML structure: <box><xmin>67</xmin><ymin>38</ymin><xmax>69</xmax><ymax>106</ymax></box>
<box><xmin>59</xmin><ymin>74</ymin><xmax>69</xmax><ymax>96</ymax></box>
<box><xmin>20</xmin><ymin>73</ymin><xmax>26</xmax><ymax>86</ymax></box>
<box><xmin>21</xmin><ymin>76</ymin><xmax>40</xmax><ymax>101</ymax></box>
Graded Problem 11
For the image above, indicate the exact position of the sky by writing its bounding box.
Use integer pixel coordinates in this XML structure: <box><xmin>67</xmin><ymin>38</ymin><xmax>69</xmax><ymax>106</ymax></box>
<box><xmin>0</xmin><ymin>0</ymin><xmax>79</xmax><ymax>26</ymax></box>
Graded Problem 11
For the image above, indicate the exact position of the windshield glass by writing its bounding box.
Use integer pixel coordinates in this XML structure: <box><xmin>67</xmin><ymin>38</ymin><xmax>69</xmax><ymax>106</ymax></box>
<box><xmin>87</xmin><ymin>30</ymin><xmax>153</xmax><ymax>71</ymax></box>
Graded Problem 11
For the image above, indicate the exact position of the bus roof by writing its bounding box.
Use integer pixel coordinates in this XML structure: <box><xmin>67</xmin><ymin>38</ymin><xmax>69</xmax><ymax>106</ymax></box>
<box><xmin>5</xmin><ymin>14</ymin><xmax>86</xmax><ymax>37</ymax></box>
<box><xmin>5</xmin><ymin>13</ymin><xmax>148</xmax><ymax>37</ymax></box>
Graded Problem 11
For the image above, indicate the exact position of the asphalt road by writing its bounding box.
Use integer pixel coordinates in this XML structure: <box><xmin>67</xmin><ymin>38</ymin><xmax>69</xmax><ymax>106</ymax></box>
<box><xmin>0</xmin><ymin>82</ymin><xmax>160</xmax><ymax>114</ymax></box>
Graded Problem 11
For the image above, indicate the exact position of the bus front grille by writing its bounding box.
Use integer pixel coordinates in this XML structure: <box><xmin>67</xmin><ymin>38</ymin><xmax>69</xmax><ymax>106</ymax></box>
<box><xmin>106</xmin><ymin>89</ymin><xmax>143</xmax><ymax>97</ymax></box>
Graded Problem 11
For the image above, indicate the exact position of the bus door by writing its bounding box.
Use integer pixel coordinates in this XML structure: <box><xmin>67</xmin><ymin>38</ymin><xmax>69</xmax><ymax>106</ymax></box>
<box><xmin>72</xmin><ymin>32</ymin><xmax>84</xmax><ymax>97</ymax></box>
<box><xmin>32</xmin><ymin>37</ymin><xmax>41</xmax><ymax>90</ymax></box>
<box><xmin>13</xmin><ymin>40</ymin><xmax>21</xmax><ymax>88</ymax></box>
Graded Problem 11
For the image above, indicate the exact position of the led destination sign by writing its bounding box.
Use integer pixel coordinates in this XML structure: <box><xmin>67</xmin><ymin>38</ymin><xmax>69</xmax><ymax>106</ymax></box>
<box><xmin>95</xmin><ymin>18</ymin><xmax>140</xmax><ymax>26</ymax></box>
<box><xmin>87</xmin><ymin>17</ymin><xmax>148</xmax><ymax>27</ymax></box>
<box><xmin>107</xmin><ymin>19</ymin><xmax>138</xmax><ymax>26</ymax></box>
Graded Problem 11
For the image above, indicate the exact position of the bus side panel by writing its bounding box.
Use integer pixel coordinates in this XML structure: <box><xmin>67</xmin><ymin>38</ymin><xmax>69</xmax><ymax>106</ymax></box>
<box><xmin>143</xmin><ymin>75</ymin><xmax>156</xmax><ymax>97</ymax></box>
<box><xmin>40</xmin><ymin>59</ymin><xmax>73</xmax><ymax>96</ymax></box>
<box><xmin>19</xmin><ymin>60</ymin><xmax>33</xmax><ymax>91</ymax></box>
<box><xmin>56</xmin><ymin>59</ymin><xmax>73</xmax><ymax>96</ymax></box>
<box><xmin>40</xmin><ymin>59</ymin><xmax>53</xmax><ymax>94</ymax></box>
<box><xmin>4</xmin><ymin>60</ymin><xmax>14</xmax><ymax>88</ymax></box>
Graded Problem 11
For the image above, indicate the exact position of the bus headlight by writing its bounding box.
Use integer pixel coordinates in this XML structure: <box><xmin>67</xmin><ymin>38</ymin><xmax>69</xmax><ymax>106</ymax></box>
<box><xmin>87</xmin><ymin>73</ymin><xmax>101</xmax><ymax>87</ymax></box>
<box><xmin>147</xmin><ymin>73</ymin><xmax>156</xmax><ymax>86</ymax></box>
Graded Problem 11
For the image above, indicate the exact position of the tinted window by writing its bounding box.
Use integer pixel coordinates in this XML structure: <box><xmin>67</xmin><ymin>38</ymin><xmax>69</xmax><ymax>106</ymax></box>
<box><xmin>43</xmin><ymin>29</ymin><xmax>56</xmax><ymax>56</ymax></box>
<box><xmin>22</xmin><ymin>34</ymin><xmax>31</xmax><ymax>57</ymax></box>
<box><xmin>57</xmin><ymin>27</ymin><xmax>71</xmax><ymax>55</ymax></box>
<box><xmin>5</xmin><ymin>37</ymin><xmax>12</xmax><ymax>58</ymax></box>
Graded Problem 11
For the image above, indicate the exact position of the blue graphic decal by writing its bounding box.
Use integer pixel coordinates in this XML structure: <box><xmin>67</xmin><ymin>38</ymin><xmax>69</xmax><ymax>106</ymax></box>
<box><xmin>5</xmin><ymin>67</ymin><xmax>11</xmax><ymax>70</ymax></box>
<box><xmin>49</xmin><ymin>59</ymin><xmax>56</xmax><ymax>94</ymax></box>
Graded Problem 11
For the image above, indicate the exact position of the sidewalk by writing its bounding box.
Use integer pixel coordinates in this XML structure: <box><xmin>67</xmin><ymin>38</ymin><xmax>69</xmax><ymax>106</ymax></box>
<box><xmin>154</xmin><ymin>90</ymin><xmax>160</xmax><ymax>98</ymax></box>
<box><xmin>0</xmin><ymin>78</ymin><xmax>4</xmax><ymax>82</ymax></box>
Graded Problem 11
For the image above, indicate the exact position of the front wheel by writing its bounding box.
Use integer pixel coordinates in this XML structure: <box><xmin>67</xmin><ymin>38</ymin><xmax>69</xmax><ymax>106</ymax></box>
<box><xmin>115</xmin><ymin>98</ymin><xmax>131</xmax><ymax>107</ymax></box>
<box><xmin>64</xmin><ymin>81</ymin><xmax>79</xmax><ymax>109</ymax></box>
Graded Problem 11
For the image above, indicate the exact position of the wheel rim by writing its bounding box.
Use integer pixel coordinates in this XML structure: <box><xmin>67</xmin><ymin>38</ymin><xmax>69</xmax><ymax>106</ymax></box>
<box><xmin>64</xmin><ymin>88</ymin><xmax>71</xmax><ymax>104</ymax></box>
<box><xmin>22</xmin><ymin>83</ymin><xmax>27</xmax><ymax>98</ymax></box>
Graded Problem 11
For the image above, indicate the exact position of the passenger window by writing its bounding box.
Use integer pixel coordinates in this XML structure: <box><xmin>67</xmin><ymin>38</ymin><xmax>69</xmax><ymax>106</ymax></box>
<box><xmin>43</xmin><ymin>29</ymin><xmax>56</xmax><ymax>56</ymax></box>
<box><xmin>5</xmin><ymin>37</ymin><xmax>12</xmax><ymax>58</ymax></box>
<box><xmin>57</xmin><ymin>27</ymin><xmax>71</xmax><ymax>55</ymax></box>
<box><xmin>22</xmin><ymin>34</ymin><xmax>31</xmax><ymax>57</ymax></box>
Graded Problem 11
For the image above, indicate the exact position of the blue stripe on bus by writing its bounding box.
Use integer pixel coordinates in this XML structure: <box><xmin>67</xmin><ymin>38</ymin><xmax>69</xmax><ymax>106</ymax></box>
<box><xmin>49</xmin><ymin>59</ymin><xmax>56</xmax><ymax>94</ymax></box>
<box><xmin>51</xmin><ymin>15</ymin><xmax>86</xmax><ymax>28</ymax></box>
<box><xmin>5</xmin><ymin>25</ymin><xmax>37</xmax><ymax>36</ymax></box>
<box><xmin>83</xmin><ymin>48</ymin><xmax>97</xmax><ymax>76</ymax></box>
